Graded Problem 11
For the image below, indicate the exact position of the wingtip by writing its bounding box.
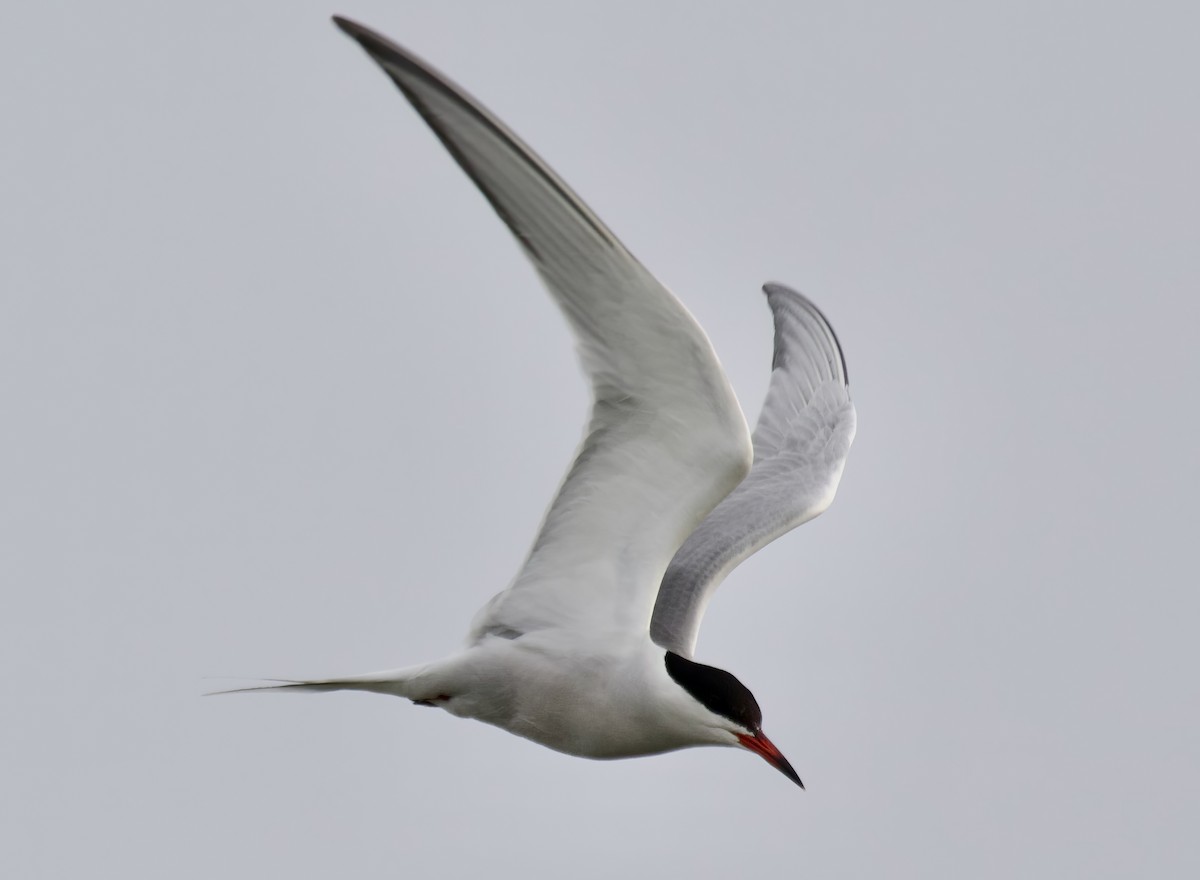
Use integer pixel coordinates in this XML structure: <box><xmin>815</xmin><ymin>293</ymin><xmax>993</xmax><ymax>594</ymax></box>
<box><xmin>760</xmin><ymin>281</ymin><xmax>851</xmax><ymax>389</ymax></box>
<box><xmin>761</xmin><ymin>281</ymin><xmax>801</xmax><ymax>298</ymax></box>
<box><xmin>329</xmin><ymin>16</ymin><xmax>446</xmax><ymax>92</ymax></box>
<box><xmin>331</xmin><ymin>14</ymin><xmax>363</xmax><ymax>37</ymax></box>
<box><xmin>331</xmin><ymin>14</ymin><xmax>357</xmax><ymax>35</ymax></box>
<box><xmin>761</xmin><ymin>281</ymin><xmax>816</xmax><ymax>314</ymax></box>
<box><xmin>330</xmin><ymin>15</ymin><xmax>401</xmax><ymax>58</ymax></box>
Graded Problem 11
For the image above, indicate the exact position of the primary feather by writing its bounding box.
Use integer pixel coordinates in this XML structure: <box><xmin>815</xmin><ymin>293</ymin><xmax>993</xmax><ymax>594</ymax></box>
<box><xmin>650</xmin><ymin>283</ymin><xmax>856</xmax><ymax>657</ymax></box>
<box><xmin>330</xmin><ymin>19</ymin><xmax>752</xmax><ymax>642</ymax></box>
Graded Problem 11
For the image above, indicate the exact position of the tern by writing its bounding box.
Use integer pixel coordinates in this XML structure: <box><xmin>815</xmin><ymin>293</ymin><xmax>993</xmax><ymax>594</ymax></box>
<box><xmin>228</xmin><ymin>17</ymin><xmax>857</xmax><ymax>789</ymax></box>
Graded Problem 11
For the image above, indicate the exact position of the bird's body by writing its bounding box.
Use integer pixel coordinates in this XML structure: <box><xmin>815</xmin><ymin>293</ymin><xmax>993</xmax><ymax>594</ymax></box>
<box><xmin>435</xmin><ymin>633</ymin><xmax>720</xmax><ymax>760</ymax></box>
<box><xmin>225</xmin><ymin>17</ymin><xmax>857</xmax><ymax>789</ymax></box>
<box><xmin>283</xmin><ymin>633</ymin><xmax>737</xmax><ymax>760</ymax></box>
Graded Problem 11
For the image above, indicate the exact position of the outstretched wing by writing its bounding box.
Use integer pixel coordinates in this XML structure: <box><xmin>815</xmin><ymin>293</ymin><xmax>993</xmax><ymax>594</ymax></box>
<box><xmin>333</xmin><ymin>19</ymin><xmax>752</xmax><ymax>640</ymax></box>
<box><xmin>650</xmin><ymin>283</ymin><xmax>856</xmax><ymax>657</ymax></box>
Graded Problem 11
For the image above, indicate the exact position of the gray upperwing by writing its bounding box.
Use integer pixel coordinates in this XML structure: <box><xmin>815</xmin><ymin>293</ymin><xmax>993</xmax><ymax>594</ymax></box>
<box><xmin>334</xmin><ymin>18</ymin><xmax>752</xmax><ymax>639</ymax></box>
<box><xmin>332</xmin><ymin>17</ymin><xmax>621</xmax><ymax>264</ymax></box>
<box><xmin>649</xmin><ymin>283</ymin><xmax>857</xmax><ymax>657</ymax></box>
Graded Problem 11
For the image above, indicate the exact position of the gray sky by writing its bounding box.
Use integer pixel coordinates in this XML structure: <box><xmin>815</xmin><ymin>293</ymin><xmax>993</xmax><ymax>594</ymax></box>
<box><xmin>3</xmin><ymin>2</ymin><xmax>1198</xmax><ymax>877</ymax></box>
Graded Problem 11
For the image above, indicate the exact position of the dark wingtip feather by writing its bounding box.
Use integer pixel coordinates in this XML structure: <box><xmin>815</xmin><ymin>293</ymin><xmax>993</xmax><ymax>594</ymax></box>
<box><xmin>760</xmin><ymin>281</ymin><xmax>850</xmax><ymax>389</ymax></box>
<box><xmin>331</xmin><ymin>15</ymin><xmax>374</xmax><ymax>43</ymax></box>
<box><xmin>331</xmin><ymin>16</ymin><xmax>415</xmax><ymax>69</ymax></box>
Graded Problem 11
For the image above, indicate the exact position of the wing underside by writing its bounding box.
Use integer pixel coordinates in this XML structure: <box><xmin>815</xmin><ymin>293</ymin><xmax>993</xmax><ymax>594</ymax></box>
<box><xmin>650</xmin><ymin>283</ymin><xmax>856</xmax><ymax>657</ymax></box>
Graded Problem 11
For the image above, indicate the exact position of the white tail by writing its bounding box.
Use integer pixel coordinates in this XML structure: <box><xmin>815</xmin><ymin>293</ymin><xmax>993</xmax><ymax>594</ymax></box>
<box><xmin>206</xmin><ymin>665</ymin><xmax>429</xmax><ymax>699</ymax></box>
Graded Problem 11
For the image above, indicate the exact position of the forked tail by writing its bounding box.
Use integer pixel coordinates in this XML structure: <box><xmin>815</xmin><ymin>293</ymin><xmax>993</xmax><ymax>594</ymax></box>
<box><xmin>206</xmin><ymin>666</ymin><xmax>428</xmax><ymax>698</ymax></box>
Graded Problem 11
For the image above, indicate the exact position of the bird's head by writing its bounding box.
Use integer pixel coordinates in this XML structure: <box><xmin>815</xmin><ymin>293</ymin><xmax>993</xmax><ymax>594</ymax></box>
<box><xmin>664</xmin><ymin>651</ymin><xmax>803</xmax><ymax>788</ymax></box>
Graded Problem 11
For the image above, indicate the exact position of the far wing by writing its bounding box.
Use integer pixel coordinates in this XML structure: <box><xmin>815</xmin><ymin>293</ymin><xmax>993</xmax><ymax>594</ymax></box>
<box><xmin>650</xmin><ymin>283</ymin><xmax>856</xmax><ymax>657</ymax></box>
<box><xmin>333</xmin><ymin>19</ymin><xmax>752</xmax><ymax>641</ymax></box>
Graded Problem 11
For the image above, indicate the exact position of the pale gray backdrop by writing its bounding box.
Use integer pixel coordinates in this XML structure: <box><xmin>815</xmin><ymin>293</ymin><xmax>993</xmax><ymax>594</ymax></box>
<box><xmin>3</xmin><ymin>2</ymin><xmax>1197</xmax><ymax>877</ymax></box>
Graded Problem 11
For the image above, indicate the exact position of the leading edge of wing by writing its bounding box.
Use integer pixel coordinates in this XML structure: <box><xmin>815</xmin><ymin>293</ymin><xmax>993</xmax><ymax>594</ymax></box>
<box><xmin>650</xmin><ymin>283</ymin><xmax>857</xmax><ymax>658</ymax></box>
<box><xmin>332</xmin><ymin>16</ymin><xmax>617</xmax><ymax>261</ymax></box>
<box><xmin>333</xmin><ymin>19</ymin><xmax>753</xmax><ymax>638</ymax></box>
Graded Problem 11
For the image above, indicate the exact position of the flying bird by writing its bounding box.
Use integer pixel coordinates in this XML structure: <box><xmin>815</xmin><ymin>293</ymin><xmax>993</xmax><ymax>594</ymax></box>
<box><xmin>228</xmin><ymin>16</ymin><xmax>857</xmax><ymax>789</ymax></box>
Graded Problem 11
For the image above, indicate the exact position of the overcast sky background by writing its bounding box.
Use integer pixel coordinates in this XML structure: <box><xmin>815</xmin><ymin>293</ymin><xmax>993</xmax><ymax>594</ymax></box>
<box><xmin>3</xmin><ymin>2</ymin><xmax>1198</xmax><ymax>877</ymax></box>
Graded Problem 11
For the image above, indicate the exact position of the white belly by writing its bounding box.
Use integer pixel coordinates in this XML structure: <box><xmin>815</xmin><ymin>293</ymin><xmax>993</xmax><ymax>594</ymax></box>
<box><xmin>433</xmin><ymin>634</ymin><xmax>697</xmax><ymax>759</ymax></box>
